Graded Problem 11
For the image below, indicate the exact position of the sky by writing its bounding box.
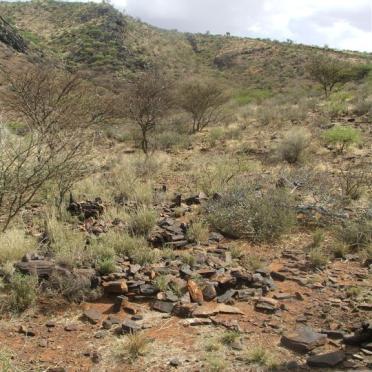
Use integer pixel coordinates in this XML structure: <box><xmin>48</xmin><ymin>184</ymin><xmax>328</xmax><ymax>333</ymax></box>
<box><xmin>107</xmin><ymin>0</ymin><xmax>372</xmax><ymax>52</ymax></box>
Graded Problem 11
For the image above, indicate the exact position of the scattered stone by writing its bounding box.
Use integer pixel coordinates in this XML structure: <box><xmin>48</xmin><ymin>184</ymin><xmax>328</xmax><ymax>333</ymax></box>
<box><xmin>169</xmin><ymin>358</ymin><xmax>181</xmax><ymax>367</ymax></box>
<box><xmin>152</xmin><ymin>300</ymin><xmax>175</xmax><ymax>314</ymax></box>
<box><xmin>121</xmin><ymin>320</ymin><xmax>142</xmax><ymax>334</ymax></box>
<box><xmin>255</xmin><ymin>297</ymin><xmax>279</xmax><ymax>313</ymax></box>
<box><xmin>270</xmin><ymin>271</ymin><xmax>287</xmax><ymax>281</ymax></box>
<box><xmin>102</xmin><ymin>320</ymin><xmax>112</xmax><ymax>330</ymax></box>
<box><xmin>64</xmin><ymin>324</ymin><xmax>79</xmax><ymax>332</ymax></box>
<box><xmin>38</xmin><ymin>339</ymin><xmax>48</xmax><ymax>348</ymax></box>
<box><xmin>273</xmin><ymin>293</ymin><xmax>293</xmax><ymax>300</ymax></box>
<box><xmin>83</xmin><ymin>309</ymin><xmax>101</xmax><ymax>324</ymax></box>
<box><xmin>94</xmin><ymin>330</ymin><xmax>107</xmax><ymax>339</ymax></box>
<box><xmin>182</xmin><ymin>318</ymin><xmax>212</xmax><ymax>326</ymax></box>
<box><xmin>45</xmin><ymin>321</ymin><xmax>56</xmax><ymax>328</ymax></box>
<box><xmin>281</xmin><ymin>327</ymin><xmax>327</xmax><ymax>352</ymax></box>
<box><xmin>18</xmin><ymin>326</ymin><xmax>36</xmax><ymax>337</ymax></box>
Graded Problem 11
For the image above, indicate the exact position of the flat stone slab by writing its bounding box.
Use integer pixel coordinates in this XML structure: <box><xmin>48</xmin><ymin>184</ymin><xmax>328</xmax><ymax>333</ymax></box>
<box><xmin>82</xmin><ymin>309</ymin><xmax>101</xmax><ymax>324</ymax></box>
<box><xmin>281</xmin><ymin>327</ymin><xmax>327</xmax><ymax>352</ymax></box>
<box><xmin>152</xmin><ymin>300</ymin><xmax>175</xmax><ymax>314</ymax></box>
<box><xmin>192</xmin><ymin>303</ymin><xmax>244</xmax><ymax>317</ymax></box>
<box><xmin>307</xmin><ymin>351</ymin><xmax>346</xmax><ymax>368</ymax></box>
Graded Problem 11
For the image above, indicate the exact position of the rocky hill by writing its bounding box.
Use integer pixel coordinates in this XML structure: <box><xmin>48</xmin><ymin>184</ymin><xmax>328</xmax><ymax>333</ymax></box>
<box><xmin>0</xmin><ymin>1</ymin><xmax>370</xmax><ymax>91</ymax></box>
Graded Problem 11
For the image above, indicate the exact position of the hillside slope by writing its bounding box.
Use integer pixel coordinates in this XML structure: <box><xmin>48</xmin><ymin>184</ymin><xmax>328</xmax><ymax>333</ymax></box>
<box><xmin>0</xmin><ymin>1</ymin><xmax>370</xmax><ymax>91</ymax></box>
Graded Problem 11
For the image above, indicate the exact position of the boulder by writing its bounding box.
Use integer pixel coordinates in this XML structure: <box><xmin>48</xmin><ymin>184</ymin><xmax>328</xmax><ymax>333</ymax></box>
<box><xmin>281</xmin><ymin>327</ymin><xmax>327</xmax><ymax>352</ymax></box>
<box><xmin>307</xmin><ymin>351</ymin><xmax>346</xmax><ymax>368</ymax></box>
<box><xmin>187</xmin><ymin>280</ymin><xmax>204</xmax><ymax>304</ymax></box>
<box><xmin>152</xmin><ymin>300</ymin><xmax>175</xmax><ymax>314</ymax></box>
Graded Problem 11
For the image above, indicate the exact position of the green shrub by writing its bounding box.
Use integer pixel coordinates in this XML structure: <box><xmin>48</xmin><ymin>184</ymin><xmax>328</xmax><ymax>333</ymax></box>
<box><xmin>155</xmin><ymin>131</ymin><xmax>191</xmax><ymax>151</ymax></box>
<box><xmin>322</xmin><ymin>126</ymin><xmax>361</xmax><ymax>153</ymax></box>
<box><xmin>6</xmin><ymin>273</ymin><xmax>38</xmax><ymax>313</ymax></box>
<box><xmin>277</xmin><ymin>129</ymin><xmax>310</xmax><ymax>164</ymax></box>
<box><xmin>336</xmin><ymin>218</ymin><xmax>371</xmax><ymax>251</ymax></box>
<box><xmin>186</xmin><ymin>221</ymin><xmax>209</xmax><ymax>244</ymax></box>
<box><xmin>97</xmin><ymin>257</ymin><xmax>116</xmax><ymax>275</ymax></box>
<box><xmin>206</xmin><ymin>186</ymin><xmax>295</xmax><ymax>242</ymax></box>
<box><xmin>128</xmin><ymin>207</ymin><xmax>156</xmax><ymax>237</ymax></box>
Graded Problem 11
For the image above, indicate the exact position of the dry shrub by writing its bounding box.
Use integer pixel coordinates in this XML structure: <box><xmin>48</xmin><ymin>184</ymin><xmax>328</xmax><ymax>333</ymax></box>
<box><xmin>206</xmin><ymin>185</ymin><xmax>295</xmax><ymax>242</ymax></box>
<box><xmin>277</xmin><ymin>128</ymin><xmax>310</xmax><ymax>164</ymax></box>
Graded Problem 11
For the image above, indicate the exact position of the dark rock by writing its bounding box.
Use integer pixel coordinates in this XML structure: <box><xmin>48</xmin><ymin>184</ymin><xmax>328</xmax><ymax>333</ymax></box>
<box><xmin>307</xmin><ymin>351</ymin><xmax>346</xmax><ymax>368</ymax></box>
<box><xmin>91</xmin><ymin>351</ymin><xmax>101</xmax><ymax>364</ymax></box>
<box><xmin>203</xmin><ymin>284</ymin><xmax>217</xmax><ymax>301</ymax></box>
<box><xmin>16</xmin><ymin>260</ymin><xmax>55</xmax><ymax>278</ymax></box>
<box><xmin>18</xmin><ymin>325</ymin><xmax>36</xmax><ymax>337</ymax></box>
<box><xmin>140</xmin><ymin>284</ymin><xmax>158</xmax><ymax>296</ymax></box>
<box><xmin>83</xmin><ymin>309</ymin><xmax>101</xmax><ymax>324</ymax></box>
<box><xmin>121</xmin><ymin>320</ymin><xmax>141</xmax><ymax>334</ymax></box>
<box><xmin>270</xmin><ymin>271</ymin><xmax>287</xmax><ymax>282</ymax></box>
<box><xmin>169</xmin><ymin>358</ymin><xmax>181</xmax><ymax>367</ymax></box>
<box><xmin>152</xmin><ymin>300</ymin><xmax>175</xmax><ymax>314</ymax></box>
<box><xmin>102</xmin><ymin>320</ymin><xmax>112</xmax><ymax>330</ymax></box>
<box><xmin>217</xmin><ymin>289</ymin><xmax>236</xmax><ymax>303</ymax></box>
<box><xmin>281</xmin><ymin>327</ymin><xmax>327</xmax><ymax>352</ymax></box>
<box><xmin>67</xmin><ymin>197</ymin><xmax>104</xmax><ymax>219</ymax></box>
<box><xmin>173</xmin><ymin>303</ymin><xmax>197</xmax><ymax>318</ymax></box>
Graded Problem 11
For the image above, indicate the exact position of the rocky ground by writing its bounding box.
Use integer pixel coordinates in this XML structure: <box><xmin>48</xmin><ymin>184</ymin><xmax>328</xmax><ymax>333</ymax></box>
<box><xmin>0</xmin><ymin>194</ymin><xmax>371</xmax><ymax>372</ymax></box>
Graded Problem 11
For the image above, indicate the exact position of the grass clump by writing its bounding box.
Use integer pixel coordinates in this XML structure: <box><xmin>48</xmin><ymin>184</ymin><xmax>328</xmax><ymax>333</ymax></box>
<box><xmin>128</xmin><ymin>207</ymin><xmax>156</xmax><ymax>237</ymax></box>
<box><xmin>220</xmin><ymin>331</ymin><xmax>240</xmax><ymax>346</ymax></box>
<box><xmin>153</xmin><ymin>275</ymin><xmax>169</xmax><ymax>292</ymax></box>
<box><xmin>322</xmin><ymin>126</ymin><xmax>361</xmax><ymax>154</ymax></box>
<box><xmin>308</xmin><ymin>247</ymin><xmax>329</xmax><ymax>269</ymax></box>
<box><xmin>186</xmin><ymin>220</ymin><xmax>209</xmax><ymax>244</ymax></box>
<box><xmin>207</xmin><ymin>185</ymin><xmax>295</xmax><ymax>243</ymax></box>
<box><xmin>116</xmin><ymin>332</ymin><xmax>149</xmax><ymax>362</ymax></box>
<box><xmin>97</xmin><ymin>257</ymin><xmax>117</xmax><ymax>275</ymax></box>
<box><xmin>244</xmin><ymin>346</ymin><xmax>279</xmax><ymax>369</ymax></box>
<box><xmin>346</xmin><ymin>286</ymin><xmax>362</xmax><ymax>299</ymax></box>
<box><xmin>4</xmin><ymin>273</ymin><xmax>38</xmax><ymax>313</ymax></box>
<box><xmin>204</xmin><ymin>354</ymin><xmax>227</xmax><ymax>372</ymax></box>
<box><xmin>0</xmin><ymin>229</ymin><xmax>37</xmax><ymax>264</ymax></box>
<box><xmin>277</xmin><ymin>129</ymin><xmax>310</xmax><ymax>164</ymax></box>
<box><xmin>240</xmin><ymin>254</ymin><xmax>263</xmax><ymax>271</ymax></box>
<box><xmin>0</xmin><ymin>347</ymin><xmax>17</xmax><ymax>372</ymax></box>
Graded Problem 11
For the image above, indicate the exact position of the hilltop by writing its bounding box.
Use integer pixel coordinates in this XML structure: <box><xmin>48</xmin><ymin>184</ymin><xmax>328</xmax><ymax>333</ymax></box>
<box><xmin>0</xmin><ymin>1</ymin><xmax>370</xmax><ymax>91</ymax></box>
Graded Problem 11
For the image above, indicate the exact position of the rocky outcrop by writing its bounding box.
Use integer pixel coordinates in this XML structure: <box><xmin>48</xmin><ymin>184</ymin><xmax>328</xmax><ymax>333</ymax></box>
<box><xmin>0</xmin><ymin>16</ymin><xmax>27</xmax><ymax>53</ymax></box>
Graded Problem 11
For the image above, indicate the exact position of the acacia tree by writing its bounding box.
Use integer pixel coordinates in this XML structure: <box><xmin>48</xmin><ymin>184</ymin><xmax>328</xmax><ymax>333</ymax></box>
<box><xmin>124</xmin><ymin>69</ymin><xmax>172</xmax><ymax>154</ymax></box>
<box><xmin>307</xmin><ymin>55</ymin><xmax>369</xmax><ymax>97</ymax></box>
<box><xmin>0</xmin><ymin>64</ymin><xmax>113</xmax><ymax>229</ymax></box>
<box><xmin>178</xmin><ymin>79</ymin><xmax>228</xmax><ymax>133</ymax></box>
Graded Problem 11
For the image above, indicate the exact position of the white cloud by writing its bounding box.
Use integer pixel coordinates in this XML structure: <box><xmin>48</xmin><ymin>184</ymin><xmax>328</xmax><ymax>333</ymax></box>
<box><xmin>102</xmin><ymin>0</ymin><xmax>372</xmax><ymax>51</ymax></box>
